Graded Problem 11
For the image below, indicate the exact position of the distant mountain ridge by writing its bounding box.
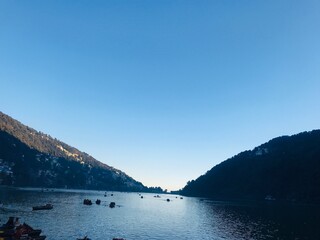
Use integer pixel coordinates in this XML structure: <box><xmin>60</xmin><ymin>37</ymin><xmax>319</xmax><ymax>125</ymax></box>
<box><xmin>181</xmin><ymin>130</ymin><xmax>320</xmax><ymax>203</ymax></box>
<box><xmin>0</xmin><ymin>111</ymin><xmax>162</xmax><ymax>192</ymax></box>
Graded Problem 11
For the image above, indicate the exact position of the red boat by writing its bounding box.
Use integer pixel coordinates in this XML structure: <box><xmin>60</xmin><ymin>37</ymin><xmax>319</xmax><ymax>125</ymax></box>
<box><xmin>0</xmin><ymin>217</ymin><xmax>47</xmax><ymax>240</ymax></box>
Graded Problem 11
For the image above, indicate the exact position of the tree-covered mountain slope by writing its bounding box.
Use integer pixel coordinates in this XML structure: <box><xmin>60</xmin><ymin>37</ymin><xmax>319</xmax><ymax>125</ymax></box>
<box><xmin>0</xmin><ymin>111</ymin><xmax>156</xmax><ymax>191</ymax></box>
<box><xmin>181</xmin><ymin>130</ymin><xmax>320</xmax><ymax>202</ymax></box>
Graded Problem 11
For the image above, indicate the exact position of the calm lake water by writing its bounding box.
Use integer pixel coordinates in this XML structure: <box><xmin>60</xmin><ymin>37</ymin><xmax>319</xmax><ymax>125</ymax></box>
<box><xmin>1</xmin><ymin>187</ymin><xmax>320</xmax><ymax>240</ymax></box>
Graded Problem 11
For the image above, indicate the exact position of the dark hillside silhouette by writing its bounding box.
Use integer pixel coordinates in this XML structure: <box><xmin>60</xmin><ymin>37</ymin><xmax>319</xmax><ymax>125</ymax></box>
<box><xmin>0</xmin><ymin>111</ymin><xmax>163</xmax><ymax>192</ymax></box>
<box><xmin>181</xmin><ymin>130</ymin><xmax>320</xmax><ymax>203</ymax></box>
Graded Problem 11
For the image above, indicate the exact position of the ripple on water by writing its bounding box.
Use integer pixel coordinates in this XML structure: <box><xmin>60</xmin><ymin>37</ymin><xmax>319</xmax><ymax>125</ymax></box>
<box><xmin>1</xmin><ymin>188</ymin><xmax>320</xmax><ymax>240</ymax></box>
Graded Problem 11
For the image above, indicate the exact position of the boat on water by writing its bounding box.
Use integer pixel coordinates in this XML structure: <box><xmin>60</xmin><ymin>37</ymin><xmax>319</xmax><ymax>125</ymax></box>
<box><xmin>77</xmin><ymin>236</ymin><xmax>90</xmax><ymax>240</ymax></box>
<box><xmin>83</xmin><ymin>199</ymin><xmax>92</xmax><ymax>205</ymax></box>
<box><xmin>32</xmin><ymin>204</ymin><xmax>53</xmax><ymax>211</ymax></box>
<box><xmin>0</xmin><ymin>217</ymin><xmax>46</xmax><ymax>240</ymax></box>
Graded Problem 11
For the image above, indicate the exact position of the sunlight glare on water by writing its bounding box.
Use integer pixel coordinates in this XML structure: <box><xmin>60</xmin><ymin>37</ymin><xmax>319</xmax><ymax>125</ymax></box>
<box><xmin>1</xmin><ymin>188</ymin><xmax>320</xmax><ymax>240</ymax></box>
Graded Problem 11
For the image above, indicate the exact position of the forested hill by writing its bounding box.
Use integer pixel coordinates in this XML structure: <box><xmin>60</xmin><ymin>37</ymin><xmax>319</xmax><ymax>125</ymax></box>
<box><xmin>0</xmin><ymin>111</ymin><xmax>162</xmax><ymax>192</ymax></box>
<box><xmin>181</xmin><ymin>130</ymin><xmax>320</xmax><ymax>203</ymax></box>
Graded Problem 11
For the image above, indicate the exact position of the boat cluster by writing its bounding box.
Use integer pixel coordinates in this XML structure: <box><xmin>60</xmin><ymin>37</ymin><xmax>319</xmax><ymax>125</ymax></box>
<box><xmin>0</xmin><ymin>217</ymin><xmax>46</xmax><ymax>240</ymax></box>
<box><xmin>83</xmin><ymin>199</ymin><xmax>116</xmax><ymax>208</ymax></box>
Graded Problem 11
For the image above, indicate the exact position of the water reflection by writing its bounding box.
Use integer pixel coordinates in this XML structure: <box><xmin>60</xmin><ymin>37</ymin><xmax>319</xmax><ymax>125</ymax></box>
<box><xmin>1</xmin><ymin>187</ymin><xmax>320</xmax><ymax>240</ymax></box>
<box><xmin>197</xmin><ymin>200</ymin><xmax>320</xmax><ymax>240</ymax></box>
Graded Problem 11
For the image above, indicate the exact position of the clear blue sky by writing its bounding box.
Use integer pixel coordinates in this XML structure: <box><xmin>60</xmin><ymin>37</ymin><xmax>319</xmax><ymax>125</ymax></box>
<box><xmin>1</xmin><ymin>0</ymin><xmax>320</xmax><ymax>190</ymax></box>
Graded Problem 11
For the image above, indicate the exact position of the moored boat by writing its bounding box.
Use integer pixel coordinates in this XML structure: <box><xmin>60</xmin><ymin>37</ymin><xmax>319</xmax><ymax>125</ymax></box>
<box><xmin>0</xmin><ymin>217</ymin><xmax>46</xmax><ymax>240</ymax></box>
<box><xmin>77</xmin><ymin>236</ymin><xmax>91</xmax><ymax>240</ymax></box>
<box><xmin>32</xmin><ymin>204</ymin><xmax>53</xmax><ymax>211</ymax></box>
<box><xmin>83</xmin><ymin>199</ymin><xmax>92</xmax><ymax>205</ymax></box>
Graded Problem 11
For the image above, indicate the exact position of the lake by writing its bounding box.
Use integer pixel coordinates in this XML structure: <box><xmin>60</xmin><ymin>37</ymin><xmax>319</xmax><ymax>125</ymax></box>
<box><xmin>1</xmin><ymin>187</ymin><xmax>320</xmax><ymax>239</ymax></box>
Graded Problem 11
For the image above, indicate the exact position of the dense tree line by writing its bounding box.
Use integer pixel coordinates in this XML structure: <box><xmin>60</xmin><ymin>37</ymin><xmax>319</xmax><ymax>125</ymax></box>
<box><xmin>0</xmin><ymin>112</ymin><xmax>114</xmax><ymax>171</ymax></box>
<box><xmin>181</xmin><ymin>130</ymin><xmax>320</xmax><ymax>203</ymax></box>
<box><xmin>0</xmin><ymin>111</ymin><xmax>164</xmax><ymax>193</ymax></box>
